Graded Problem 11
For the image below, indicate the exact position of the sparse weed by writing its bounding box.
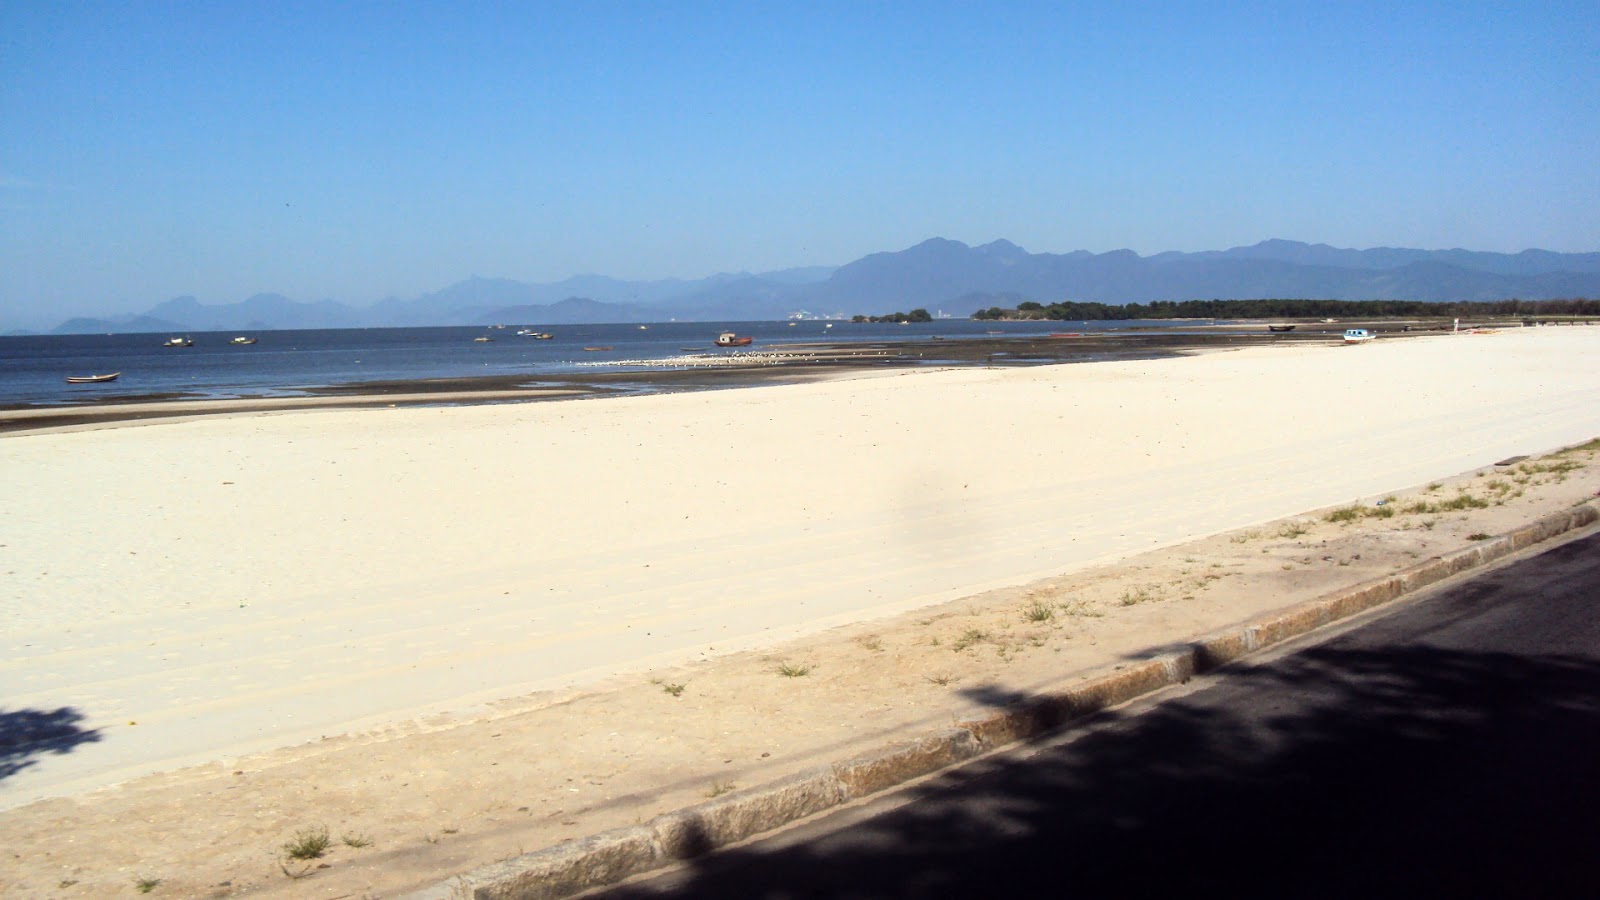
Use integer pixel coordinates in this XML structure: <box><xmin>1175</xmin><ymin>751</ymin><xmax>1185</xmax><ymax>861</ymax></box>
<box><xmin>341</xmin><ymin>832</ymin><xmax>373</xmax><ymax>848</ymax></box>
<box><xmin>856</xmin><ymin>635</ymin><xmax>884</xmax><ymax>652</ymax></box>
<box><xmin>1325</xmin><ymin>505</ymin><xmax>1363</xmax><ymax>523</ymax></box>
<box><xmin>776</xmin><ymin>662</ymin><xmax>812</xmax><ymax>677</ymax></box>
<box><xmin>661</xmin><ymin>682</ymin><xmax>686</xmax><ymax>696</ymax></box>
<box><xmin>282</xmin><ymin>826</ymin><xmax>331</xmax><ymax>861</ymax></box>
<box><xmin>1277</xmin><ymin>522</ymin><xmax>1309</xmax><ymax>538</ymax></box>
<box><xmin>1467</xmin><ymin>533</ymin><xmax>1492</xmax><ymax>541</ymax></box>
<box><xmin>1118</xmin><ymin>585</ymin><xmax>1161</xmax><ymax>606</ymax></box>
<box><xmin>1230</xmin><ymin>529</ymin><xmax>1261</xmax><ymax>543</ymax></box>
<box><xmin>1404</xmin><ymin>494</ymin><xmax>1489</xmax><ymax>514</ymax></box>
<box><xmin>1023</xmin><ymin>599</ymin><xmax>1055</xmax><ymax>622</ymax></box>
<box><xmin>925</xmin><ymin>673</ymin><xmax>955</xmax><ymax>686</ymax></box>
<box><xmin>135</xmin><ymin>877</ymin><xmax>162</xmax><ymax>893</ymax></box>
<box><xmin>951</xmin><ymin>628</ymin><xmax>990</xmax><ymax>651</ymax></box>
<box><xmin>707</xmin><ymin>780</ymin><xmax>736</xmax><ymax>798</ymax></box>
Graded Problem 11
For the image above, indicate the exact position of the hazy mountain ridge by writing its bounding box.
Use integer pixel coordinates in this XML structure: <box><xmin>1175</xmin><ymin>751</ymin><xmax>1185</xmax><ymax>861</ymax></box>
<box><xmin>43</xmin><ymin>239</ymin><xmax>1600</xmax><ymax>334</ymax></box>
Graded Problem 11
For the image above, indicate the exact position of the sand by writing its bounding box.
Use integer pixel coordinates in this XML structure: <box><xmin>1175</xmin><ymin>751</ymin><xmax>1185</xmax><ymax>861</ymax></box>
<box><xmin>3</xmin><ymin>327</ymin><xmax>1599</xmax><ymax>897</ymax></box>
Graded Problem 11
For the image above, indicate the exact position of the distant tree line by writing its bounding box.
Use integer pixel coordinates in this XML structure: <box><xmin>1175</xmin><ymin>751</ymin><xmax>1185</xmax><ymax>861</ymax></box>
<box><xmin>970</xmin><ymin>298</ymin><xmax>1600</xmax><ymax>321</ymax></box>
<box><xmin>854</xmin><ymin>308</ymin><xmax>934</xmax><ymax>323</ymax></box>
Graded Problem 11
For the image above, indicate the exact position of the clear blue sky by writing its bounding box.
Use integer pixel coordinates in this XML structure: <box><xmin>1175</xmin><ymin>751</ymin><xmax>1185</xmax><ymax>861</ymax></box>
<box><xmin>3</xmin><ymin>1</ymin><xmax>1597</xmax><ymax>328</ymax></box>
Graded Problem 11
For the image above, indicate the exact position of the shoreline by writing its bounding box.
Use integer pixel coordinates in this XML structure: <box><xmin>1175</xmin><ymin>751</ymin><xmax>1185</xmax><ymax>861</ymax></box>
<box><xmin>0</xmin><ymin>321</ymin><xmax>1461</xmax><ymax>434</ymax></box>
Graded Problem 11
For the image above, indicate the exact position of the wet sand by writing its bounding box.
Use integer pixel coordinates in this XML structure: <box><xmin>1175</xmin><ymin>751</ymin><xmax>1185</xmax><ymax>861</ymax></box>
<box><xmin>0</xmin><ymin>321</ymin><xmax>1446</xmax><ymax>434</ymax></box>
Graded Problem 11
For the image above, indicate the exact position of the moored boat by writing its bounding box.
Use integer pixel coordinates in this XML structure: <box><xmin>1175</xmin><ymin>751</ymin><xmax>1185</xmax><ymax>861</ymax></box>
<box><xmin>65</xmin><ymin>372</ymin><xmax>121</xmax><ymax>384</ymax></box>
<box><xmin>163</xmin><ymin>336</ymin><xmax>193</xmax><ymax>347</ymax></box>
<box><xmin>230</xmin><ymin>336</ymin><xmax>257</xmax><ymax>344</ymax></box>
<box><xmin>1267</xmin><ymin>324</ymin><xmax>1296</xmax><ymax>332</ymax></box>
<box><xmin>1342</xmin><ymin>328</ymin><xmax>1375</xmax><ymax>344</ymax></box>
<box><xmin>715</xmin><ymin>332</ymin><xmax>754</xmax><ymax>347</ymax></box>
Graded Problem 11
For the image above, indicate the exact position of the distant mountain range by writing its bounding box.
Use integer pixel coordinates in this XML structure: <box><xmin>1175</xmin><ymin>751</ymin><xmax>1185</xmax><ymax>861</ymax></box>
<box><xmin>42</xmin><ymin>239</ymin><xmax>1600</xmax><ymax>334</ymax></box>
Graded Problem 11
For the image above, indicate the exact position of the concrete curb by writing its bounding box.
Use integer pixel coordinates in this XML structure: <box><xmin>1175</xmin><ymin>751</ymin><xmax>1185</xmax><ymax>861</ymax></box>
<box><xmin>403</xmin><ymin>500</ymin><xmax>1600</xmax><ymax>900</ymax></box>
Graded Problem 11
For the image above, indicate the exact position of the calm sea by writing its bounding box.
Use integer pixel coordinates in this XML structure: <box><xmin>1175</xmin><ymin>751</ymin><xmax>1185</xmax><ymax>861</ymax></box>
<box><xmin>0</xmin><ymin>319</ymin><xmax>1206</xmax><ymax>406</ymax></box>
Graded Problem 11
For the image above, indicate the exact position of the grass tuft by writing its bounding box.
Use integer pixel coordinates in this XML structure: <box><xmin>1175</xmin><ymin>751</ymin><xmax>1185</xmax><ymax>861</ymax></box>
<box><xmin>776</xmin><ymin>662</ymin><xmax>812</xmax><ymax>677</ymax></box>
<box><xmin>281</xmin><ymin>826</ymin><xmax>331</xmax><ymax>861</ymax></box>
<box><xmin>951</xmin><ymin>628</ymin><xmax>990</xmax><ymax>651</ymax></box>
<box><xmin>1022</xmin><ymin>599</ymin><xmax>1056</xmax><ymax>622</ymax></box>
<box><xmin>1118</xmin><ymin>585</ymin><xmax>1163</xmax><ymax>606</ymax></box>
<box><xmin>135</xmin><ymin>877</ymin><xmax>162</xmax><ymax>893</ymax></box>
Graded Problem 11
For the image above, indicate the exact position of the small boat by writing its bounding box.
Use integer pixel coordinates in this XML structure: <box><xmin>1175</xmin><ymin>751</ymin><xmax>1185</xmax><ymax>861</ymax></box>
<box><xmin>1048</xmin><ymin>332</ymin><xmax>1083</xmax><ymax>338</ymax></box>
<box><xmin>1267</xmin><ymin>324</ymin><xmax>1296</xmax><ymax>333</ymax></box>
<box><xmin>65</xmin><ymin>372</ymin><xmax>121</xmax><ymax>384</ymax></box>
<box><xmin>582</xmin><ymin>345</ymin><xmax>614</xmax><ymax>351</ymax></box>
<box><xmin>163</xmin><ymin>336</ymin><xmax>193</xmax><ymax>348</ymax></box>
<box><xmin>474</xmin><ymin>336</ymin><xmax>494</xmax><ymax>342</ymax></box>
<box><xmin>715</xmin><ymin>332</ymin><xmax>754</xmax><ymax>347</ymax></box>
<box><xmin>230</xmin><ymin>336</ymin><xmax>257</xmax><ymax>345</ymax></box>
<box><xmin>1342</xmin><ymin>328</ymin><xmax>1375</xmax><ymax>344</ymax></box>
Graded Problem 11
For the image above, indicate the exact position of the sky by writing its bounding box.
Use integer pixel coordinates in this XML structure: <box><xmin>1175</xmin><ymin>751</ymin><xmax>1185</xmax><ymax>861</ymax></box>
<box><xmin>2</xmin><ymin>1</ymin><xmax>1598</xmax><ymax>329</ymax></box>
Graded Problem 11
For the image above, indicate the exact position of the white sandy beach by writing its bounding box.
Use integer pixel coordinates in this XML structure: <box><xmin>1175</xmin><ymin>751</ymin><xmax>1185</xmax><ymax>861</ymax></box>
<box><xmin>4</xmin><ymin>328</ymin><xmax>1599</xmax><ymax>810</ymax></box>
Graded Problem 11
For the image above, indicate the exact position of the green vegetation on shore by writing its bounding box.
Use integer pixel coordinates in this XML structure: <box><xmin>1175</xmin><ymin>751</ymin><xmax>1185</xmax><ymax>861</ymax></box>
<box><xmin>853</xmin><ymin>308</ymin><xmax>933</xmax><ymax>323</ymax></box>
<box><xmin>970</xmin><ymin>297</ymin><xmax>1600</xmax><ymax>321</ymax></box>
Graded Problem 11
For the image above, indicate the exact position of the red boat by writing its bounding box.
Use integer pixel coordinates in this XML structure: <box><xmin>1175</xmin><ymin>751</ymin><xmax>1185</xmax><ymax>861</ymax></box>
<box><xmin>715</xmin><ymin>332</ymin><xmax>754</xmax><ymax>347</ymax></box>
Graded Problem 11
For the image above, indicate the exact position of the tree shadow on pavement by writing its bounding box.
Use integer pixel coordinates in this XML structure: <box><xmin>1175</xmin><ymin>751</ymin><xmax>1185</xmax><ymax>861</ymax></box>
<box><xmin>598</xmin><ymin>642</ymin><xmax>1600</xmax><ymax>898</ymax></box>
<box><xmin>0</xmin><ymin>707</ymin><xmax>101</xmax><ymax>782</ymax></box>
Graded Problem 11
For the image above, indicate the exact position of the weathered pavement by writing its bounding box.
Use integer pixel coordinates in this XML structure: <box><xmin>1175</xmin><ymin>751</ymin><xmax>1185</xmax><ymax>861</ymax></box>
<box><xmin>597</xmin><ymin>527</ymin><xmax>1600</xmax><ymax>899</ymax></box>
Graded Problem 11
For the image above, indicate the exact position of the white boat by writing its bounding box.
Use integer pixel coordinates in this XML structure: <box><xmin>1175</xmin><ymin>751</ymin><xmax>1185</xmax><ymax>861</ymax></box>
<box><xmin>230</xmin><ymin>336</ymin><xmax>257</xmax><ymax>345</ymax></box>
<box><xmin>1342</xmin><ymin>329</ymin><xmax>1374</xmax><ymax>344</ymax></box>
<box><xmin>65</xmin><ymin>372</ymin><xmax>121</xmax><ymax>384</ymax></box>
<box><xmin>163</xmin><ymin>336</ymin><xmax>193</xmax><ymax>347</ymax></box>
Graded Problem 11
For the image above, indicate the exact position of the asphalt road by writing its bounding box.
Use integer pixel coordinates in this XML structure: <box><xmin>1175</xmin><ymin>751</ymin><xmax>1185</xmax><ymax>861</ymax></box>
<box><xmin>598</xmin><ymin>528</ymin><xmax>1600</xmax><ymax>899</ymax></box>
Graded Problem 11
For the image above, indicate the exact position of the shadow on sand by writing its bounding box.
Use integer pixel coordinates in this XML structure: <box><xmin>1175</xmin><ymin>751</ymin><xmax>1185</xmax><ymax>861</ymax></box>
<box><xmin>598</xmin><ymin>640</ymin><xmax>1600</xmax><ymax>898</ymax></box>
<box><xmin>1</xmin><ymin>707</ymin><xmax>101</xmax><ymax>782</ymax></box>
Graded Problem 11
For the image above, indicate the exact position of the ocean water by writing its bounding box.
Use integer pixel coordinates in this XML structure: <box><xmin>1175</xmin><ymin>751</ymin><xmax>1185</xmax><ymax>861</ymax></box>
<box><xmin>0</xmin><ymin>319</ymin><xmax>1205</xmax><ymax>406</ymax></box>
